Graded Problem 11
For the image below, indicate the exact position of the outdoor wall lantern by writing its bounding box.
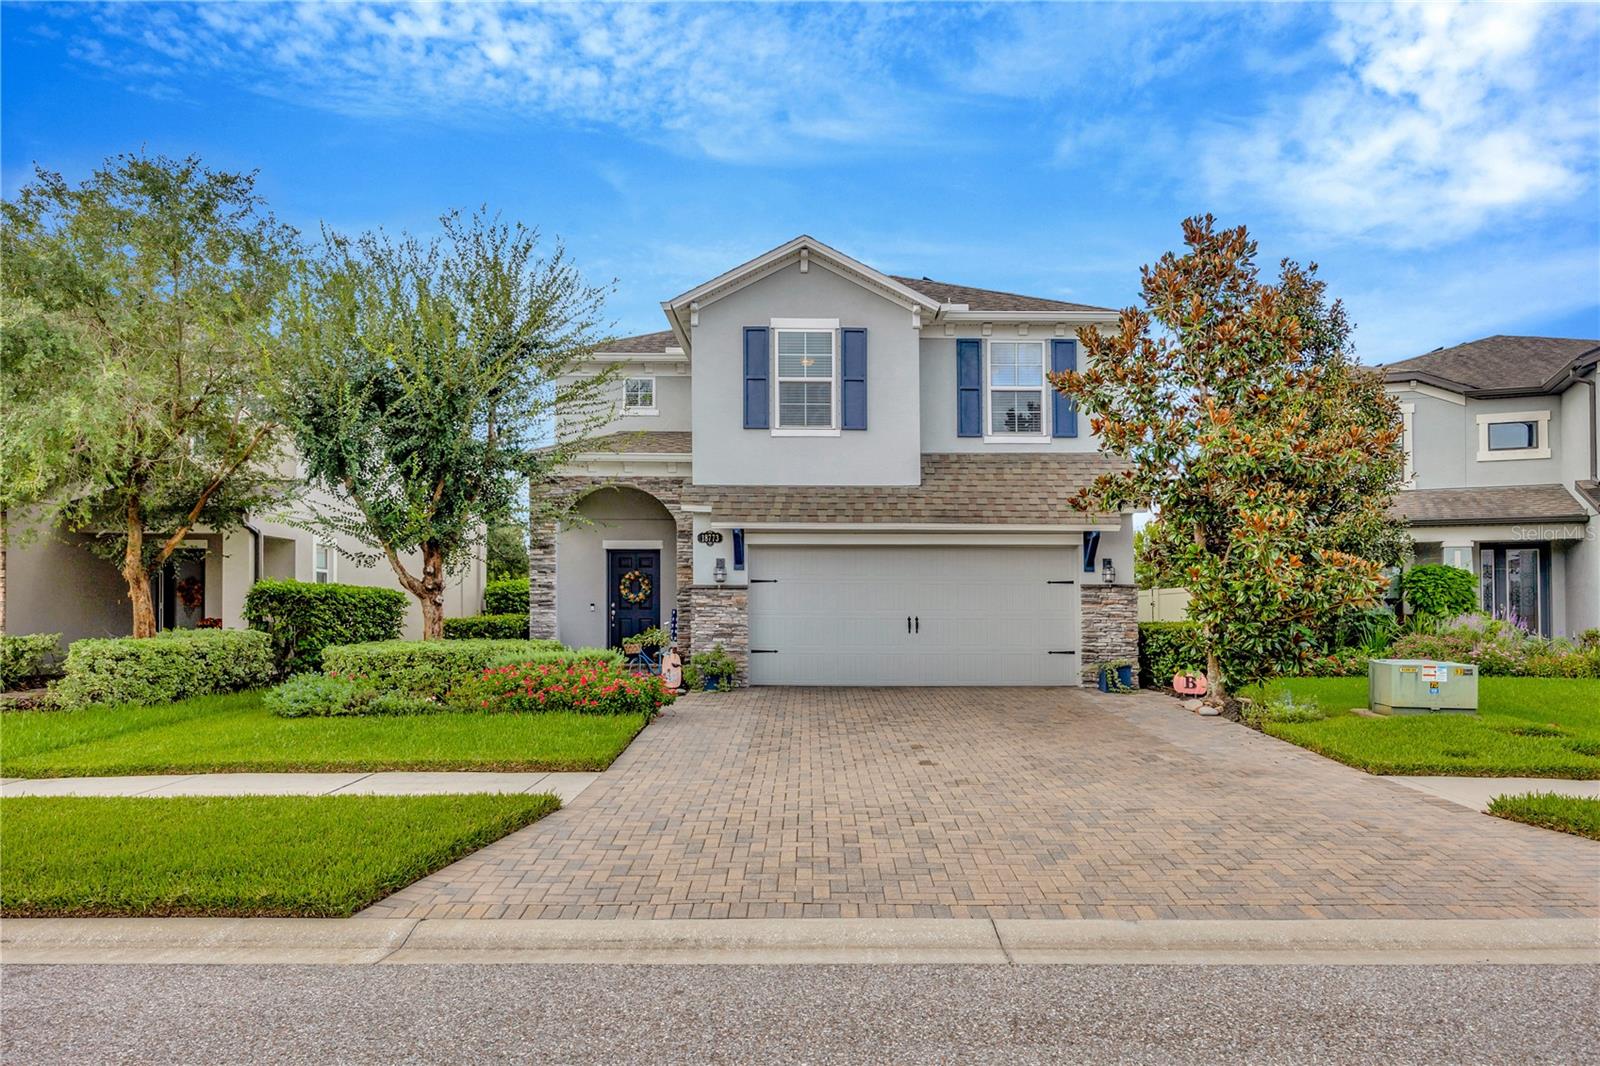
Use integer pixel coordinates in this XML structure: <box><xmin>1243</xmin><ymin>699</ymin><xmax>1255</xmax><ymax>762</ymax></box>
<box><xmin>1101</xmin><ymin>558</ymin><xmax>1116</xmax><ymax>585</ymax></box>
<box><xmin>713</xmin><ymin>558</ymin><xmax>728</xmax><ymax>584</ymax></box>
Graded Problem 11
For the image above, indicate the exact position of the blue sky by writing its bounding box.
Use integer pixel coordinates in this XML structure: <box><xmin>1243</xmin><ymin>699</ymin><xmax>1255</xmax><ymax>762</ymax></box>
<box><xmin>4</xmin><ymin>1</ymin><xmax>1597</xmax><ymax>363</ymax></box>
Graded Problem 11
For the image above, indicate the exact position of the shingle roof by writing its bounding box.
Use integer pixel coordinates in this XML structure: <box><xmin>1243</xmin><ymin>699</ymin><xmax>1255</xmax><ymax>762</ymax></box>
<box><xmin>1383</xmin><ymin>335</ymin><xmax>1599</xmax><ymax>393</ymax></box>
<box><xmin>682</xmin><ymin>452</ymin><xmax>1127</xmax><ymax>525</ymax></box>
<box><xmin>595</xmin><ymin>330</ymin><xmax>678</xmax><ymax>354</ymax></box>
<box><xmin>580</xmin><ymin>431</ymin><xmax>692</xmax><ymax>455</ymax></box>
<box><xmin>1392</xmin><ymin>485</ymin><xmax>1590</xmax><ymax>526</ymax></box>
<box><xmin>890</xmin><ymin>276</ymin><xmax>1112</xmax><ymax>314</ymax></box>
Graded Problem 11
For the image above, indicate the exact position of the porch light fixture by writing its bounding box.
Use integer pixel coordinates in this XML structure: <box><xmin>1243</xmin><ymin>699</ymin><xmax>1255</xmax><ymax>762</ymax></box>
<box><xmin>713</xmin><ymin>558</ymin><xmax>728</xmax><ymax>584</ymax></box>
<box><xmin>1101</xmin><ymin>558</ymin><xmax>1116</xmax><ymax>585</ymax></box>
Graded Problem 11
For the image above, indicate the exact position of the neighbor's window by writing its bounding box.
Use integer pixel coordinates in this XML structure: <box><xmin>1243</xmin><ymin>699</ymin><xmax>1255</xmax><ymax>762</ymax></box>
<box><xmin>313</xmin><ymin>541</ymin><xmax>332</xmax><ymax>584</ymax></box>
<box><xmin>1486</xmin><ymin>420</ymin><xmax>1537</xmax><ymax>451</ymax></box>
<box><xmin>776</xmin><ymin>329</ymin><xmax>834</xmax><ymax>429</ymax></box>
<box><xmin>624</xmin><ymin>376</ymin><xmax>656</xmax><ymax>412</ymax></box>
<box><xmin>988</xmin><ymin>340</ymin><xmax>1046</xmax><ymax>436</ymax></box>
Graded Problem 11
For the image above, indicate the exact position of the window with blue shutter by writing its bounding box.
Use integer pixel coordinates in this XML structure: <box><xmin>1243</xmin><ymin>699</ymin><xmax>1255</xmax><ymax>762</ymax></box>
<box><xmin>1051</xmin><ymin>338</ymin><xmax>1078</xmax><ymax>438</ymax></box>
<box><xmin>732</xmin><ymin>529</ymin><xmax>745</xmax><ymax>571</ymax></box>
<box><xmin>743</xmin><ymin>327</ymin><xmax>770</xmax><ymax>429</ymax></box>
<box><xmin>956</xmin><ymin>339</ymin><xmax>982</xmax><ymax>437</ymax></box>
<box><xmin>840</xmin><ymin>328</ymin><xmax>867</xmax><ymax>430</ymax></box>
<box><xmin>1083</xmin><ymin>531</ymin><xmax>1101</xmax><ymax>573</ymax></box>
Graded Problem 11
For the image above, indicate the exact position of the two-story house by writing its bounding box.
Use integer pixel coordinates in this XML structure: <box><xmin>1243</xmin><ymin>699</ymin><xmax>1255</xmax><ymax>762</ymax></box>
<box><xmin>1386</xmin><ymin>335</ymin><xmax>1600</xmax><ymax>637</ymax></box>
<box><xmin>534</xmin><ymin>236</ymin><xmax>1138</xmax><ymax>685</ymax></box>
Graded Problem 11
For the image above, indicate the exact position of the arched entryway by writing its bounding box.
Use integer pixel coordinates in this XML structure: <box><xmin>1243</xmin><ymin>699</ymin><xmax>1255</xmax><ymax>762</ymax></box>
<box><xmin>554</xmin><ymin>485</ymin><xmax>682</xmax><ymax>651</ymax></box>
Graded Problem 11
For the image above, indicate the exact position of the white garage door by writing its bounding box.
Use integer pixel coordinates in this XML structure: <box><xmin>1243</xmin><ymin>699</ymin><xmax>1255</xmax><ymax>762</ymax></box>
<box><xmin>746</xmin><ymin>545</ymin><xmax>1080</xmax><ymax>686</ymax></box>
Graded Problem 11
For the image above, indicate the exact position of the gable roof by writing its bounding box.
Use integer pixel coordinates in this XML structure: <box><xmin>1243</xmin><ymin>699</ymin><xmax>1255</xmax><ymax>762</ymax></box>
<box><xmin>890</xmin><ymin>276</ymin><xmax>1111</xmax><ymax>313</ymax></box>
<box><xmin>1384</xmin><ymin>335</ymin><xmax>1600</xmax><ymax>395</ymax></box>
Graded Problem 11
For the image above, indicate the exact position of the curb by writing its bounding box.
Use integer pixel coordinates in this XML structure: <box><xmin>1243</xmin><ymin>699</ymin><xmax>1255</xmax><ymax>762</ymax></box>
<box><xmin>4</xmin><ymin>918</ymin><xmax>1596</xmax><ymax>966</ymax></box>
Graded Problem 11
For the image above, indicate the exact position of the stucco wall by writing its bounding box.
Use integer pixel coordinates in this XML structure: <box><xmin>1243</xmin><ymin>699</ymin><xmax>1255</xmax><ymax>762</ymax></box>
<box><xmin>4</xmin><ymin>529</ymin><xmax>132</xmax><ymax>642</ymax></box>
<box><xmin>554</xmin><ymin>487</ymin><xmax>679</xmax><ymax>650</ymax></box>
<box><xmin>1397</xmin><ymin>388</ymin><xmax>1569</xmax><ymax>489</ymax></box>
<box><xmin>918</xmin><ymin>328</ymin><xmax>1102</xmax><ymax>453</ymax></box>
<box><xmin>690</xmin><ymin>261</ymin><xmax>922</xmax><ymax>486</ymax></box>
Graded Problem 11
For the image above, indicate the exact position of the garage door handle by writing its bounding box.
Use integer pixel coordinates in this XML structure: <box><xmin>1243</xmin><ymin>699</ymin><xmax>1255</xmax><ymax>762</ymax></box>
<box><xmin>906</xmin><ymin>616</ymin><xmax>911</xmax><ymax>633</ymax></box>
<box><xmin>915</xmin><ymin>616</ymin><xmax>920</xmax><ymax>634</ymax></box>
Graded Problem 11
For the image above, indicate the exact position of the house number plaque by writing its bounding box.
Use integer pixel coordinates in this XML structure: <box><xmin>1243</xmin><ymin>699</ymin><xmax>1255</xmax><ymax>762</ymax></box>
<box><xmin>696</xmin><ymin>531</ymin><xmax>723</xmax><ymax>546</ymax></box>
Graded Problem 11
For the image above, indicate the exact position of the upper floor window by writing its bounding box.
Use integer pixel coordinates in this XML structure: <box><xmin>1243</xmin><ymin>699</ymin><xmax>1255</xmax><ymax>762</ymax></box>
<box><xmin>313</xmin><ymin>541</ymin><xmax>333</xmax><ymax>584</ymax></box>
<box><xmin>1476</xmin><ymin>410</ymin><xmax>1550</xmax><ymax>462</ymax></box>
<box><xmin>623</xmin><ymin>376</ymin><xmax>656</xmax><ymax>414</ymax></box>
<box><xmin>776</xmin><ymin>329</ymin><xmax>835</xmax><ymax>430</ymax></box>
<box><xmin>987</xmin><ymin>340</ymin><xmax>1046</xmax><ymax>438</ymax></box>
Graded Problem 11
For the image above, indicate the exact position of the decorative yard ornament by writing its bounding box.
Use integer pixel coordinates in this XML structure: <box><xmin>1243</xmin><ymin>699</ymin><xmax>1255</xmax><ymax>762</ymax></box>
<box><xmin>1172</xmin><ymin>672</ymin><xmax>1208</xmax><ymax>696</ymax></box>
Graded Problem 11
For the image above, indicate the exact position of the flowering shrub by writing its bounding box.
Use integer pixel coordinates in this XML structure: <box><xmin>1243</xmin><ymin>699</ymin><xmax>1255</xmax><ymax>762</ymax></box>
<box><xmin>1296</xmin><ymin>650</ymin><xmax>1370</xmax><ymax>677</ymax></box>
<box><xmin>1388</xmin><ymin>615</ymin><xmax>1600</xmax><ymax>678</ymax></box>
<box><xmin>451</xmin><ymin>659</ymin><xmax>675</xmax><ymax>716</ymax></box>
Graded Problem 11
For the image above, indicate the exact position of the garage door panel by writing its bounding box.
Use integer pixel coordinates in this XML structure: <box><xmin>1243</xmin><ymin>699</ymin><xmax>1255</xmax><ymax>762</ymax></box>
<box><xmin>747</xmin><ymin>545</ymin><xmax>1078</xmax><ymax>686</ymax></box>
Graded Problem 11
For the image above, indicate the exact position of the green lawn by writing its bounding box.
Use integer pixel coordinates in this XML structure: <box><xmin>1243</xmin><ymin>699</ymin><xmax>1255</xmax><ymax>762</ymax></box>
<box><xmin>1486</xmin><ymin>793</ymin><xmax>1600</xmax><ymax>841</ymax></box>
<box><xmin>0</xmin><ymin>691</ymin><xmax>648</xmax><ymax>778</ymax></box>
<box><xmin>1243</xmin><ymin>677</ymin><xmax>1600</xmax><ymax>778</ymax></box>
<box><xmin>0</xmin><ymin>793</ymin><xmax>559</xmax><ymax>917</ymax></box>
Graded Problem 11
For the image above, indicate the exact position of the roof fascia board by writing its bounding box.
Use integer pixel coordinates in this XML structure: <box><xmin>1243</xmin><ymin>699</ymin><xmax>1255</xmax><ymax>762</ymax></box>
<box><xmin>1384</xmin><ymin>378</ymin><xmax>1468</xmax><ymax>405</ymax></box>
<box><xmin>940</xmin><ymin>310</ymin><xmax>1118</xmax><ymax>324</ymax></box>
<box><xmin>664</xmin><ymin>235</ymin><xmax>939</xmax><ymax>316</ymax></box>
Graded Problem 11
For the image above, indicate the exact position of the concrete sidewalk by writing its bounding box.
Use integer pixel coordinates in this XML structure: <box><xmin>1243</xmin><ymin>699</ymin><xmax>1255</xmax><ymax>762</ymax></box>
<box><xmin>1381</xmin><ymin>775</ymin><xmax>1600</xmax><ymax>812</ymax></box>
<box><xmin>0</xmin><ymin>771</ymin><xmax>599</xmax><ymax>802</ymax></box>
<box><xmin>3</xmin><ymin>917</ymin><xmax>1595</xmax><ymax>966</ymax></box>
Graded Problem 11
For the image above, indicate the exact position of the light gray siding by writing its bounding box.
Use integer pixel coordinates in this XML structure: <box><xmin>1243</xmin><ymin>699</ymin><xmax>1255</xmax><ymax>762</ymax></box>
<box><xmin>690</xmin><ymin>261</ymin><xmax>921</xmax><ymax>486</ymax></box>
<box><xmin>1401</xmin><ymin>389</ymin><xmax>1567</xmax><ymax>489</ymax></box>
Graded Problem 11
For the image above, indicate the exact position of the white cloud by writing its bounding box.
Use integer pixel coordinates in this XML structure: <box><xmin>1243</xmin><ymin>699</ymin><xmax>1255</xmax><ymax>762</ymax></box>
<box><xmin>66</xmin><ymin>2</ymin><xmax>936</xmax><ymax>164</ymax></box>
<box><xmin>1201</xmin><ymin>1</ymin><xmax>1599</xmax><ymax>248</ymax></box>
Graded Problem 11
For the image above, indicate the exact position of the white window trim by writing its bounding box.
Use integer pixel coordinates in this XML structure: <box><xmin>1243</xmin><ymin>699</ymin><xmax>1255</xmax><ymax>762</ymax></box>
<box><xmin>770</xmin><ymin>319</ymin><xmax>840</xmax><ymax>436</ymax></box>
<box><xmin>622</xmin><ymin>375</ymin><xmax>658</xmax><ymax>417</ymax></box>
<box><xmin>984</xmin><ymin>338</ymin><xmax>1050</xmax><ymax>443</ymax></box>
<box><xmin>312</xmin><ymin>539</ymin><xmax>335</xmax><ymax>584</ymax></box>
<box><xmin>1399</xmin><ymin>402</ymin><xmax>1415</xmax><ymax>487</ymax></box>
<box><xmin>1476</xmin><ymin>409</ymin><xmax>1551</xmax><ymax>461</ymax></box>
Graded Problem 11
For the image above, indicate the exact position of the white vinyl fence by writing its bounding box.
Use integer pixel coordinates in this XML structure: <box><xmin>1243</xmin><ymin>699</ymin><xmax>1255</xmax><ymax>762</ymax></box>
<box><xmin>1137</xmin><ymin>588</ymin><xmax>1192</xmax><ymax>623</ymax></box>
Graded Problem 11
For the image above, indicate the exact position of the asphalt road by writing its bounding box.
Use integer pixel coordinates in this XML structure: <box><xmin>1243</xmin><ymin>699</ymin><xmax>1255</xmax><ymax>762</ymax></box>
<box><xmin>3</xmin><ymin>963</ymin><xmax>1596</xmax><ymax>1065</ymax></box>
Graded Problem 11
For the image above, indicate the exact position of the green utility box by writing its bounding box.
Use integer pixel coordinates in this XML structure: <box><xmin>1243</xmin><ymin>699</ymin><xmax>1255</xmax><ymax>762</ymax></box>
<box><xmin>1368</xmin><ymin>659</ymin><xmax>1479</xmax><ymax>715</ymax></box>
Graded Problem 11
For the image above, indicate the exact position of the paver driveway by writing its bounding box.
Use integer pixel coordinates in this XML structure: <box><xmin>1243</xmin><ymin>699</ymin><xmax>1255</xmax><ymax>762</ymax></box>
<box><xmin>362</xmin><ymin>688</ymin><xmax>1600</xmax><ymax>920</ymax></box>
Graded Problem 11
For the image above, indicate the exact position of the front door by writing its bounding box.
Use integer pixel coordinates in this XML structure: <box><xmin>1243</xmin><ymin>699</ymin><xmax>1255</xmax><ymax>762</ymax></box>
<box><xmin>608</xmin><ymin>549</ymin><xmax>661</xmax><ymax>648</ymax></box>
<box><xmin>1479</xmin><ymin>543</ymin><xmax>1550</xmax><ymax>636</ymax></box>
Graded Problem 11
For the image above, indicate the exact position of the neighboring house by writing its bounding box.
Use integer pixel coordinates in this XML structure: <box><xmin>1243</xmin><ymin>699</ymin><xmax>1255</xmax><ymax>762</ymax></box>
<box><xmin>1386</xmin><ymin>335</ymin><xmax>1600</xmax><ymax>637</ymax></box>
<box><xmin>4</xmin><ymin>479</ymin><xmax>486</xmax><ymax>644</ymax></box>
<box><xmin>535</xmin><ymin>235</ymin><xmax>1138</xmax><ymax>685</ymax></box>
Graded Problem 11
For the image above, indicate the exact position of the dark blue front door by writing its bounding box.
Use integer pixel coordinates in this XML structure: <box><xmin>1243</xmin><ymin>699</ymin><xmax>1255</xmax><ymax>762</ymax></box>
<box><xmin>608</xmin><ymin>549</ymin><xmax>660</xmax><ymax>648</ymax></box>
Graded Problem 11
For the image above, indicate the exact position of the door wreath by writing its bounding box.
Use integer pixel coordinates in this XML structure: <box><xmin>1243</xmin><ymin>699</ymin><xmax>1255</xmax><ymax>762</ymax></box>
<box><xmin>618</xmin><ymin>570</ymin><xmax>652</xmax><ymax>604</ymax></box>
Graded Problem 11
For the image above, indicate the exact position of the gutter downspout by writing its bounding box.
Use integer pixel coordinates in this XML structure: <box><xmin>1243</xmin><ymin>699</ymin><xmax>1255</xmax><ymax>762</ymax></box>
<box><xmin>243</xmin><ymin>519</ymin><xmax>263</xmax><ymax>584</ymax></box>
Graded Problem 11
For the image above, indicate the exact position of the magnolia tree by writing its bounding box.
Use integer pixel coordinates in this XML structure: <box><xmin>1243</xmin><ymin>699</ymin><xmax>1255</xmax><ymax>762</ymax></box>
<box><xmin>0</xmin><ymin>154</ymin><xmax>298</xmax><ymax>636</ymax></box>
<box><xmin>1053</xmin><ymin>216</ymin><xmax>1407</xmax><ymax>697</ymax></box>
<box><xmin>276</xmin><ymin>212</ymin><xmax>616</xmax><ymax>638</ymax></box>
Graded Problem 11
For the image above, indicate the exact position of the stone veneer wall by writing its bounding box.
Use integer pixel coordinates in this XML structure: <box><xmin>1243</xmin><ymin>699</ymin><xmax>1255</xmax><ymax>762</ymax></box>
<box><xmin>528</xmin><ymin>475</ymin><xmax>693</xmax><ymax>650</ymax></box>
<box><xmin>688</xmin><ymin>585</ymin><xmax>749</xmax><ymax>683</ymax></box>
<box><xmin>1079</xmin><ymin>584</ymin><xmax>1139</xmax><ymax>684</ymax></box>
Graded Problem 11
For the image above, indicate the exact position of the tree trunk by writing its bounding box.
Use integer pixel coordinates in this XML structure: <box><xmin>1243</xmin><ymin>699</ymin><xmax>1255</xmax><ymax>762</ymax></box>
<box><xmin>122</xmin><ymin>498</ymin><xmax>158</xmax><ymax>638</ymax></box>
<box><xmin>417</xmin><ymin>541</ymin><xmax>446</xmax><ymax>640</ymax></box>
<box><xmin>1206</xmin><ymin>647</ymin><xmax>1226</xmax><ymax>704</ymax></box>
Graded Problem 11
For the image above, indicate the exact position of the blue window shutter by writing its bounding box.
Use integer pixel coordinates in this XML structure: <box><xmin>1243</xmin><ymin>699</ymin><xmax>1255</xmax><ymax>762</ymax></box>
<box><xmin>956</xmin><ymin>339</ymin><xmax>982</xmax><ymax>437</ymax></box>
<box><xmin>743</xmin><ymin>327</ymin><xmax>769</xmax><ymax>429</ymax></box>
<box><xmin>1051</xmin><ymin>338</ymin><xmax>1078</xmax><ymax>438</ymax></box>
<box><xmin>732</xmin><ymin>529</ymin><xmax>745</xmax><ymax>570</ymax></box>
<box><xmin>841</xmin><ymin>328</ymin><xmax>868</xmax><ymax>430</ymax></box>
<box><xmin>1083</xmin><ymin>531</ymin><xmax>1101</xmax><ymax>573</ymax></box>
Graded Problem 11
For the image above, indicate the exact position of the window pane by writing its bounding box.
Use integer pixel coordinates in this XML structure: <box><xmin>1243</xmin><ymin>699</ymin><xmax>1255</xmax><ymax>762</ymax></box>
<box><xmin>624</xmin><ymin>378</ymin><xmax>653</xmax><ymax>407</ymax></box>
<box><xmin>1015</xmin><ymin>342</ymin><xmax>1044</xmax><ymax>386</ymax></box>
<box><xmin>1487</xmin><ymin>421</ymin><xmax>1535</xmax><ymax>450</ymax></box>
<box><xmin>991</xmin><ymin>390</ymin><xmax>1043</xmax><ymax>435</ymax></box>
<box><xmin>778</xmin><ymin>381</ymin><xmax>832</xmax><ymax>428</ymax></box>
<box><xmin>778</xmin><ymin>331</ymin><xmax>833</xmax><ymax>379</ymax></box>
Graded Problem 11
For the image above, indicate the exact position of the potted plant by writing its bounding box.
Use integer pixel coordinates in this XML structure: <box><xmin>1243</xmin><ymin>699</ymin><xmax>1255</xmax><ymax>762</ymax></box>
<box><xmin>689</xmin><ymin>644</ymin><xmax>739</xmax><ymax>691</ymax></box>
<box><xmin>635</xmin><ymin>626</ymin><xmax>669</xmax><ymax>652</ymax></box>
<box><xmin>1094</xmin><ymin>660</ymin><xmax>1136</xmax><ymax>694</ymax></box>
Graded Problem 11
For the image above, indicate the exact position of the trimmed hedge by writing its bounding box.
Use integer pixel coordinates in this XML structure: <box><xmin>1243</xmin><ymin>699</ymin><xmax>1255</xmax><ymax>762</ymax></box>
<box><xmin>483</xmin><ymin>578</ymin><xmax>530</xmax><ymax>616</ymax></box>
<box><xmin>263</xmin><ymin>673</ymin><xmax>441</xmax><ymax>718</ymax></box>
<box><xmin>443</xmin><ymin>614</ymin><xmax>529</xmax><ymax>640</ymax></box>
<box><xmin>1137</xmin><ymin>622</ymin><xmax>1203</xmax><ymax>687</ymax></box>
<box><xmin>1400</xmin><ymin>564</ymin><xmax>1477</xmax><ymax>620</ymax></box>
<box><xmin>53</xmin><ymin>630</ymin><xmax>274</xmax><ymax>710</ymax></box>
<box><xmin>321</xmin><ymin>639</ymin><xmax>565</xmax><ymax>699</ymax></box>
<box><xmin>2</xmin><ymin>633</ymin><xmax>64</xmax><ymax>690</ymax></box>
<box><xmin>243</xmin><ymin>580</ymin><xmax>407</xmax><ymax>675</ymax></box>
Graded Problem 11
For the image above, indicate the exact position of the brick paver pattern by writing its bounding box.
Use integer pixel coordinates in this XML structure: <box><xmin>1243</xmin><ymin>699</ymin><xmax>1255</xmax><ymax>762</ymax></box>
<box><xmin>362</xmin><ymin>688</ymin><xmax>1600</xmax><ymax>920</ymax></box>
